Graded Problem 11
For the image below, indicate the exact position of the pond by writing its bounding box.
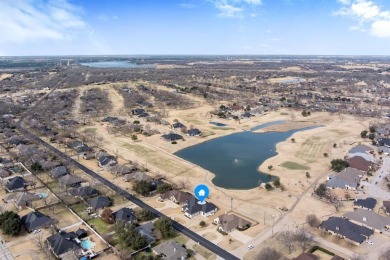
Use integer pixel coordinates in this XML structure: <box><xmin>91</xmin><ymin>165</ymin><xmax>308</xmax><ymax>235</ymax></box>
<box><xmin>175</xmin><ymin>122</ymin><xmax>319</xmax><ymax>190</ymax></box>
<box><xmin>209</xmin><ymin>121</ymin><xmax>227</xmax><ymax>127</ymax></box>
<box><xmin>80</xmin><ymin>61</ymin><xmax>155</xmax><ymax>68</ymax></box>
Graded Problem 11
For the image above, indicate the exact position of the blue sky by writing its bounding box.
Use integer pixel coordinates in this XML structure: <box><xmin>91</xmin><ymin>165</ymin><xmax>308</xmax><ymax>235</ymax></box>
<box><xmin>1</xmin><ymin>0</ymin><xmax>390</xmax><ymax>55</ymax></box>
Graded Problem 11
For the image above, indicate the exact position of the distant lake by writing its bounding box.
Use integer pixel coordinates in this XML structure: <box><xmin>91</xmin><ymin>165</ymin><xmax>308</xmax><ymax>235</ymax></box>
<box><xmin>175</xmin><ymin>122</ymin><xmax>319</xmax><ymax>190</ymax></box>
<box><xmin>80</xmin><ymin>61</ymin><xmax>155</xmax><ymax>68</ymax></box>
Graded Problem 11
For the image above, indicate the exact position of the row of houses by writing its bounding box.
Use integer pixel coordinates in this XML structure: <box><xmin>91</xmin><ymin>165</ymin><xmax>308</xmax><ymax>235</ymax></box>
<box><xmin>326</xmin><ymin>144</ymin><xmax>375</xmax><ymax>195</ymax></box>
<box><xmin>158</xmin><ymin>190</ymin><xmax>251</xmax><ymax>233</ymax></box>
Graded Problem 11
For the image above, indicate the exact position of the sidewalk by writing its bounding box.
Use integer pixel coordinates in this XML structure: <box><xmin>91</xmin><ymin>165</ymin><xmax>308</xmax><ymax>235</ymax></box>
<box><xmin>0</xmin><ymin>237</ymin><xmax>14</xmax><ymax>260</ymax></box>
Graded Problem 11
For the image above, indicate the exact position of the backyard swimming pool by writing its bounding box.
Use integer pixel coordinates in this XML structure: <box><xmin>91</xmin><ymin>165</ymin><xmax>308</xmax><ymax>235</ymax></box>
<box><xmin>80</xmin><ymin>239</ymin><xmax>94</xmax><ymax>250</ymax></box>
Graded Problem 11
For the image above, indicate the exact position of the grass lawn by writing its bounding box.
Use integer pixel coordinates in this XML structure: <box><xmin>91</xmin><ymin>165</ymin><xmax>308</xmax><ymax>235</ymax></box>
<box><xmin>87</xmin><ymin>218</ymin><xmax>113</xmax><ymax>235</ymax></box>
<box><xmin>70</xmin><ymin>202</ymin><xmax>89</xmax><ymax>220</ymax></box>
<box><xmin>280</xmin><ymin>161</ymin><xmax>310</xmax><ymax>170</ymax></box>
<box><xmin>295</xmin><ymin>135</ymin><xmax>327</xmax><ymax>162</ymax></box>
<box><xmin>172</xmin><ymin>234</ymin><xmax>189</xmax><ymax>245</ymax></box>
<box><xmin>193</xmin><ymin>244</ymin><xmax>216</xmax><ymax>260</ymax></box>
<box><xmin>83</xmin><ymin>128</ymin><xmax>97</xmax><ymax>133</ymax></box>
<box><xmin>121</xmin><ymin>143</ymin><xmax>191</xmax><ymax>175</ymax></box>
<box><xmin>280</xmin><ymin>112</ymin><xmax>289</xmax><ymax>115</ymax></box>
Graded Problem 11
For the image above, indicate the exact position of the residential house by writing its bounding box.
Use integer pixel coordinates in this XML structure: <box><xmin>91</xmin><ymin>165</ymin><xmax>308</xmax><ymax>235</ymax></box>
<box><xmin>109</xmin><ymin>164</ymin><xmax>137</xmax><ymax>175</ymax></box>
<box><xmin>21</xmin><ymin>211</ymin><xmax>54</xmax><ymax>232</ymax></box>
<box><xmin>39</xmin><ymin>160</ymin><xmax>61</xmax><ymax>171</ymax></box>
<box><xmin>132</xmin><ymin>108</ymin><xmax>146</xmax><ymax>116</ymax></box>
<box><xmin>49</xmin><ymin>166</ymin><xmax>68</xmax><ymax>179</ymax></box>
<box><xmin>6</xmin><ymin>176</ymin><xmax>26</xmax><ymax>192</ymax></box>
<box><xmin>378</xmin><ymin>138</ymin><xmax>390</xmax><ymax>148</ymax></box>
<box><xmin>68</xmin><ymin>186</ymin><xmax>99</xmax><ymax>199</ymax></box>
<box><xmin>182</xmin><ymin>198</ymin><xmax>218</xmax><ymax>218</ymax></box>
<box><xmin>346</xmin><ymin>156</ymin><xmax>372</xmax><ymax>172</ymax></box>
<box><xmin>152</xmin><ymin>241</ymin><xmax>187</xmax><ymax>260</ymax></box>
<box><xmin>349</xmin><ymin>145</ymin><xmax>373</xmax><ymax>154</ymax></box>
<box><xmin>66</xmin><ymin>140</ymin><xmax>84</xmax><ymax>150</ymax></box>
<box><xmin>46</xmin><ymin>232</ymin><xmax>82</xmax><ymax>259</ymax></box>
<box><xmin>161</xmin><ymin>133</ymin><xmax>184</xmax><ymax>142</ymax></box>
<box><xmin>320</xmin><ymin>217</ymin><xmax>373</xmax><ymax>245</ymax></box>
<box><xmin>354</xmin><ymin>198</ymin><xmax>377</xmax><ymax>211</ymax></box>
<box><xmin>58</xmin><ymin>175</ymin><xmax>84</xmax><ymax>188</ymax></box>
<box><xmin>214</xmin><ymin>213</ymin><xmax>251</xmax><ymax>233</ymax></box>
<box><xmin>187</xmin><ymin>128</ymin><xmax>201</xmax><ymax>137</ymax></box>
<box><xmin>135</xmin><ymin>221</ymin><xmax>156</xmax><ymax>245</ymax></box>
<box><xmin>97</xmin><ymin>153</ymin><xmax>117</xmax><ymax>168</ymax></box>
<box><xmin>88</xmin><ymin>196</ymin><xmax>112</xmax><ymax>211</ymax></box>
<box><xmin>348</xmin><ymin>153</ymin><xmax>374</xmax><ymax>162</ymax></box>
<box><xmin>326</xmin><ymin>167</ymin><xmax>362</xmax><ymax>190</ymax></box>
<box><xmin>172</xmin><ymin>122</ymin><xmax>186</xmax><ymax>129</ymax></box>
<box><xmin>6</xmin><ymin>135</ymin><xmax>29</xmax><ymax>146</ymax></box>
<box><xmin>123</xmin><ymin>171</ymin><xmax>153</xmax><ymax>182</ymax></box>
<box><xmin>383</xmin><ymin>201</ymin><xmax>390</xmax><ymax>215</ymax></box>
<box><xmin>0</xmin><ymin>168</ymin><xmax>11</xmax><ymax>179</ymax></box>
<box><xmin>344</xmin><ymin>209</ymin><xmax>390</xmax><ymax>233</ymax></box>
<box><xmin>293</xmin><ymin>253</ymin><xmax>318</xmax><ymax>260</ymax></box>
<box><xmin>3</xmin><ymin>192</ymin><xmax>41</xmax><ymax>210</ymax></box>
<box><xmin>158</xmin><ymin>190</ymin><xmax>193</xmax><ymax>204</ymax></box>
<box><xmin>82</xmin><ymin>153</ymin><xmax>95</xmax><ymax>160</ymax></box>
<box><xmin>75</xmin><ymin>145</ymin><xmax>94</xmax><ymax>155</ymax></box>
<box><xmin>113</xmin><ymin>208</ymin><xmax>137</xmax><ymax>224</ymax></box>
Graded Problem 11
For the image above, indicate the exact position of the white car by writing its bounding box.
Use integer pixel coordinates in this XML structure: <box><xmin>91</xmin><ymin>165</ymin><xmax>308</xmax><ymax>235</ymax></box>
<box><xmin>32</xmin><ymin>229</ymin><xmax>41</xmax><ymax>234</ymax></box>
<box><xmin>247</xmin><ymin>245</ymin><xmax>254</xmax><ymax>250</ymax></box>
<box><xmin>366</xmin><ymin>240</ymin><xmax>374</xmax><ymax>245</ymax></box>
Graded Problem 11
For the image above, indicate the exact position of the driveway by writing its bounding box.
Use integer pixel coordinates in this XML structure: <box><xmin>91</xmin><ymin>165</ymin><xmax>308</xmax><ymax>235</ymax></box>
<box><xmin>230</xmin><ymin>230</ymin><xmax>253</xmax><ymax>244</ymax></box>
<box><xmin>361</xmin><ymin>156</ymin><xmax>390</xmax><ymax>200</ymax></box>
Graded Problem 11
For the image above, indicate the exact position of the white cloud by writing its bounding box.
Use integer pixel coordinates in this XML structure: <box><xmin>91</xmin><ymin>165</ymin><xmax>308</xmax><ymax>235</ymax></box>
<box><xmin>371</xmin><ymin>20</ymin><xmax>390</xmax><ymax>37</ymax></box>
<box><xmin>215</xmin><ymin>2</ymin><xmax>243</xmax><ymax>18</ymax></box>
<box><xmin>0</xmin><ymin>0</ymin><xmax>86</xmax><ymax>45</ymax></box>
<box><xmin>208</xmin><ymin>0</ymin><xmax>261</xmax><ymax>18</ymax></box>
<box><xmin>335</xmin><ymin>0</ymin><xmax>390</xmax><ymax>38</ymax></box>
<box><xmin>338</xmin><ymin>0</ymin><xmax>351</xmax><ymax>5</ymax></box>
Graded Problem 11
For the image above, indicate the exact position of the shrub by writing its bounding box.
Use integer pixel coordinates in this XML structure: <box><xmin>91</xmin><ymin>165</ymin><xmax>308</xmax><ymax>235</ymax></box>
<box><xmin>199</xmin><ymin>221</ymin><xmax>206</xmax><ymax>228</ymax></box>
<box><xmin>330</xmin><ymin>159</ymin><xmax>349</xmax><ymax>172</ymax></box>
<box><xmin>273</xmin><ymin>178</ymin><xmax>281</xmax><ymax>188</ymax></box>
<box><xmin>265</xmin><ymin>183</ymin><xmax>273</xmax><ymax>191</ymax></box>
<box><xmin>315</xmin><ymin>183</ymin><xmax>327</xmax><ymax>198</ymax></box>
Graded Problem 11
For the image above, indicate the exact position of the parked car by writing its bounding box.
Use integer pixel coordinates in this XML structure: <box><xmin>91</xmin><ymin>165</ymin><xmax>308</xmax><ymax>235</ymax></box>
<box><xmin>247</xmin><ymin>245</ymin><xmax>254</xmax><ymax>250</ymax></box>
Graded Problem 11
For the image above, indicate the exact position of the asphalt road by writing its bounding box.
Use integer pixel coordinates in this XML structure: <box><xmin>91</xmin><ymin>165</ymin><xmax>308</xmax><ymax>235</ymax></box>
<box><xmin>16</xmin><ymin>123</ymin><xmax>239</xmax><ymax>260</ymax></box>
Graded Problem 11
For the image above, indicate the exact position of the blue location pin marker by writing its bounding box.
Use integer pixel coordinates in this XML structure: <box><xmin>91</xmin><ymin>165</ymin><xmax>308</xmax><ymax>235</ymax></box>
<box><xmin>194</xmin><ymin>184</ymin><xmax>209</xmax><ymax>205</ymax></box>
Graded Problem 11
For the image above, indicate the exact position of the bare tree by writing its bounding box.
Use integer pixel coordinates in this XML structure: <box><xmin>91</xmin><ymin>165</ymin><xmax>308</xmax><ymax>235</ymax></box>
<box><xmin>34</xmin><ymin>233</ymin><xmax>54</xmax><ymax>259</ymax></box>
<box><xmin>306</xmin><ymin>214</ymin><xmax>321</xmax><ymax>228</ymax></box>
<box><xmin>294</xmin><ymin>227</ymin><xmax>313</xmax><ymax>252</ymax></box>
<box><xmin>177</xmin><ymin>178</ymin><xmax>189</xmax><ymax>190</ymax></box>
<box><xmin>277</xmin><ymin>231</ymin><xmax>296</xmax><ymax>254</ymax></box>
<box><xmin>256</xmin><ymin>247</ymin><xmax>282</xmax><ymax>260</ymax></box>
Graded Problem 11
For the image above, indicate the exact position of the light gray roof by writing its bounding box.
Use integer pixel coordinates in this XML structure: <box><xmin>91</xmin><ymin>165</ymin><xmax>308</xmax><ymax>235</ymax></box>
<box><xmin>58</xmin><ymin>175</ymin><xmax>84</xmax><ymax>186</ymax></box>
<box><xmin>349</xmin><ymin>145</ymin><xmax>373</xmax><ymax>154</ymax></box>
<box><xmin>327</xmin><ymin>167</ymin><xmax>362</xmax><ymax>189</ymax></box>
<box><xmin>344</xmin><ymin>209</ymin><xmax>390</xmax><ymax>231</ymax></box>
<box><xmin>217</xmin><ymin>214</ymin><xmax>251</xmax><ymax>232</ymax></box>
<box><xmin>153</xmin><ymin>241</ymin><xmax>187</xmax><ymax>259</ymax></box>
<box><xmin>348</xmin><ymin>153</ymin><xmax>374</xmax><ymax>162</ymax></box>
